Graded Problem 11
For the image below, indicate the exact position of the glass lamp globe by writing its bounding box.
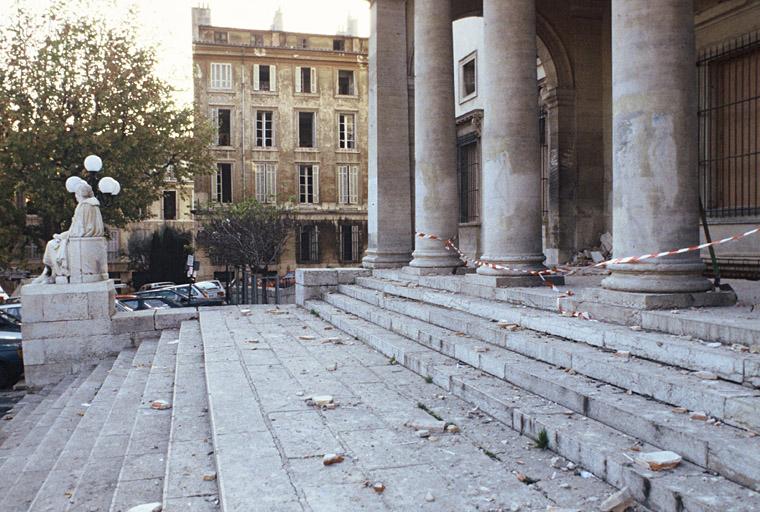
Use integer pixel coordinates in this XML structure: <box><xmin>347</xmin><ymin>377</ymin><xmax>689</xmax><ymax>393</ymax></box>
<box><xmin>98</xmin><ymin>176</ymin><xmax>120</xmax><ymax>195</ymax></box>
<box><xmin>84</xmin><ymin>154</ymin><xmax>103</xmax><ymax>173</ymax></box>
<box><xmin>65</xmin><ymin>176</ymin><xmax>85</xmax><ymax>193</ymax></box>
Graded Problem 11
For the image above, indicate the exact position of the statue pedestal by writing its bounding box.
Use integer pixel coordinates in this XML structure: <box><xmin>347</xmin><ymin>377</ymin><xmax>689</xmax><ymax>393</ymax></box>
<box><xmin>21</xmin><ymin>280</ymin><xmax>119</xmax><ymax>387</ymax></box>
<box><xmin>67</xmin><ymin>237</ymin><xmax>109</xmax><ymax>284</ymax></box>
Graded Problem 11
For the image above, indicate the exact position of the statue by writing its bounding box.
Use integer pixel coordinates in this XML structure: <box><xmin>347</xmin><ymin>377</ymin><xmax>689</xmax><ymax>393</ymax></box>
<box><xmin>33</xmin><ymin>182</ymin><xmax>105</xmax><ymax>284</ymax></box>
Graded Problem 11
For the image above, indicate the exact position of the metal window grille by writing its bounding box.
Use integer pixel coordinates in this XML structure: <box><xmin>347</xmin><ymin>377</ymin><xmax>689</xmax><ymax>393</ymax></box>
<box><xmin>457</xmin><ymin>137</ymin><xmax>480</xmax><ymax>223</ymax></box>
<box><xmin>698</xmin><ymin>31</ymin><xmax>760</xmax><ymax>218</ymax></box>
<box><xmin>297</xmin><ymin>225</ymin><xmax>319</xmax><ymax>263</ymax></box>
<box><xmin>539</xmin><ymin>110</ymin><xmax>549</xmax><ymax>221</ymax></box>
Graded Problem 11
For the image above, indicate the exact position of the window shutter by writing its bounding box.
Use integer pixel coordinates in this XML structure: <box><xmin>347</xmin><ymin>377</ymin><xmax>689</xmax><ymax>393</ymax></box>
<box><xmin>310</xmin><ymin>67</ymin><xmax>316</xmax><ymax>93</ymax></box>
<box><xmin>266</xmin><ymin>164</ymin><xmax>277</xmax><ymax>203</ymax></box>
<box><xmin>349</xmin><ymin>166</ymin><xmax>358</xmax><ymax>204</ymax></box>
<box><xmin>352</xmin><ymin>225</ymin><xmax>360</xmax><ymax>261</ymax></box>
<box><xmin>337</xmin><ymin>166</ymin><xmax>348</xmax><ymax>204</ymax></box>
<box><xmin>295</xmin><ymin>66</ymin><xmax>302</xmax><ymax>93</ymax></box>
<box><xmin>312</xmin><ymin>165</ymin><xmax>320</xmax><ymax>203</ymax></box>
<box><xmin>253</xmin><ymin>64</ymin><xmax>260</xmax><ymax>91</ymax></box>
<box><xmin>271</xmin><ymin>65</ymin><xmax>277</xmax><ymax>91</ymax></box>
<box><xmin>255</xmin><ymin>164</ymin><xmax>265</xmax><ymax>202</ymax></box>
<box><xmin>313</xmin><ymin>226</ymin><xmax>320</xmax><ymax>262</ymax></box>
<box><xmin>210</xmin><ymin>108</ymin><xmax>219</xmax><ymax>143</ymax></box>
<box><xmin>339</xmin><ymin>225</ymin><xmax>345</xmax><ymax>262</ymax></box>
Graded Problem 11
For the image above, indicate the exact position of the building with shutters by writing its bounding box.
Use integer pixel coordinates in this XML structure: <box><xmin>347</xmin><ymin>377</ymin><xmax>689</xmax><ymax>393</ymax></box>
<box><xmin>191</xmin><ymin>7</ymin><xmax>369</xmax><ymax>278</ymax></box>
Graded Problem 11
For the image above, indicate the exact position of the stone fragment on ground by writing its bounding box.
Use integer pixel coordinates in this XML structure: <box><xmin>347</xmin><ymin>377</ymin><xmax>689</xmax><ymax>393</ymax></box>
<box><xmin>635</xmin><ymin>451</ymin><xmax>682</xmax><ymax>471</ymax></box>
<box><xmin>600</xmin><ymin>487</ymin><xmax>635</xmax><ymax>512</ymax></box>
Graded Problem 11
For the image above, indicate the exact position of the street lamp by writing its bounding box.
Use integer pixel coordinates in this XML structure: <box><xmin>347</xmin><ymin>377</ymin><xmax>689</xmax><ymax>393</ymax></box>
<box><xmin>80</xmin><ymin>154</ymin><xmax>120</xmax><ymax>205</ymax></box>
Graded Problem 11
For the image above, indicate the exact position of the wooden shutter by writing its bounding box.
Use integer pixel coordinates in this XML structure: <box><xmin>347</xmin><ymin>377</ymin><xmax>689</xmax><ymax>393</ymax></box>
<box><xmin>310</xmin><ymin>67</ymin><xmax>316</xmax><ymax>93</ymax></box>
<box><xmin>266</xmin><ymin>164</ymin><xmax>277</xmax><ymax>203</ymax></box>
<box><xmin>312</xmin><ymin>226</ymin><xmax>320</xmax><ymax>262</ymax></box>
<box><xmin>295</xmin><ymin>66</ymin><xmax>302</xmax><ymax>93</ymax></box>
<box><xmin>312</xmin><ymin>165</ymin><xmax>320</xmax><ymax>203</ymax></box>
<box><xmin>254</xmin><ymin>163</ymin><xmax>265</xmax><ymax>202</ymax></box>
<box><xmin>349</xmin><ymin>166</ymin><xmax>358</xmax><ymax>204</ymax></box>
<box><xmin>253</xmin><ymin>64</ymin><xmax>260</xmax><ymax>91</ymax></box>
<box><xmin>337</xmin><ymin>166</ymin><xmax>348</xmax><ymax>204</ymax></box>
<box><xmin>210</xmin><ymin>108</ymin><xmax>219</xmax><ymax>144</ymax></box>
<box><xmin>270</xmin><ymin>65</ymin><xmax>277</xmax><ymax>91</ymax></box>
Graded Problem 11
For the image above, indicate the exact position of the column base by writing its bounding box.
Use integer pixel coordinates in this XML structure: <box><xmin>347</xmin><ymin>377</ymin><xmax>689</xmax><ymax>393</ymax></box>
<box><xmin>475</xmin><ymin>253</ymin><xmax>546</xmax><ymax>277</ymax></box>
<box><xmin>402</xmin><ymin>265</ymin><xmax>468</xmax><ymax>276</ymax></box>
<box><xmin>466</xmin><ymin>273</ymin><xmax>564</xmax><ymax>288</ymax></box>
<box><xmin>408</xmin><ymin>248</ymin><xmax>463</xmax><ymax>271</ymax></box>
<box><xmin>362</xmin><ymin>250</ymin><xmax>412</xmax><ymax>269</ymax></box>
<box><xmin>602</xmin><ymin>261</ymin><xmax>712</xmax><ymax>294</ymax></box>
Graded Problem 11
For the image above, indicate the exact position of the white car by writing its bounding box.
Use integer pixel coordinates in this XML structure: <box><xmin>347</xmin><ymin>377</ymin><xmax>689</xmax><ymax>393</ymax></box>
<box><xmin>0</xmin><ymin>284</ymin><xmax>8</xmax><ymax>303</ymax></box>
<box><xmin>195</xmin><ymin>280</ymin><xmax>226</xmax><ymax>299</ymax></box>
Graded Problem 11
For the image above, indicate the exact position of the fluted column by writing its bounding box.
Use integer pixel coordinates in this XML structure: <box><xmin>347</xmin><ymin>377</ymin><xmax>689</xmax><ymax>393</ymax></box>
<box><xmin>476</xmin><ymin>0</ymin><xmax>545</xmax><ymax>278</ymax></box>
<box><xmin>363</xmin><ymin>0</ymin><xmax>413</xmax><ymax>269</ymax></box>
<box><xmin>407</xmin><ymin>0</ymin><xmax>462</xmax><ymax>270</ymax></box>
<box><xmin>602</xmin><ymin>0</ymin><xmax>710</xmax><ymax>293</ymax></box>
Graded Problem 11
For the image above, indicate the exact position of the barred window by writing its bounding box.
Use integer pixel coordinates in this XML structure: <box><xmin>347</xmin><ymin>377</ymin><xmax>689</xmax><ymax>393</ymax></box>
<box><xmin>297</xmin><ymin>225</ymin><xmax>319</xmax><ymax>263</ymax></box>
<box><xmin>339</xmin><ymin>224</ymin><xmax>361</xmax><ymax>262</ymax></box>
<box><xmin>699</xmin><ymin>32</ymin><xmax>760</xmax><ymax>217</ymax></box>
<box><xmin>457</xmin><ymin>138</ymin><xmax>480</xmax><ymax>223</ymax></box>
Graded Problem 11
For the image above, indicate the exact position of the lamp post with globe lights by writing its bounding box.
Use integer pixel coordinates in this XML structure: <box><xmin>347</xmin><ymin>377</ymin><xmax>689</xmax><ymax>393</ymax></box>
<box><xmin>65</xmin><ymin>155</ymin><xmax>121</xmax><ymax>206</ymax></box>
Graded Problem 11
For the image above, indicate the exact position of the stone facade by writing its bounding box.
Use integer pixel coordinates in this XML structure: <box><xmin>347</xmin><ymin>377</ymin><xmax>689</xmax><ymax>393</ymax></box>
<box><xmin>366</xmin><ymin>0</ymin><xmax>760</xmax><ymax>294</ymax></box>
<box><xmin>192</xmin><ymin>7</ymin><xmax>369</xmax><ymax>278</ymax></box>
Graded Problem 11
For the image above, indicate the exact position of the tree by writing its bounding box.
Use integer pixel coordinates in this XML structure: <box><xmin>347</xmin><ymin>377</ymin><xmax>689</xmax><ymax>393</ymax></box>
<box><xmin>196</xmin><ymin>199</ymin><xmax>294</xmax><ymax>273</ymax></box>
<box><xmin>127</xmin><ymin>226</ymin><xmax>193</xmax><ymax>290</ymax></box>
<box><xmin>0</xmin><ymin>1</ymin><xmax>214</xmax><ymax>264</ymax></box>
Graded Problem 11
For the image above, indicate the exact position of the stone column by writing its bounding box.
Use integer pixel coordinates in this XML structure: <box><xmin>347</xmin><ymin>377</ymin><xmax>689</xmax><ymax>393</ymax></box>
<box><xmin>363</xmin><ymin>0</ymin><xmax>414</xmax><ymax>269</ymax></box>
<box><xmin>475</xmin><ymin>0</ymin><xmax>545</xmax><ymax>281</ymax></box>
<box><xmin>602</xmin><ymin>0</ymin><xmax>711</xmax><ymax>293</ymax></box>
<box><xmin>407</xmin><ymin>0</ymin><xmax>462</xmax><ymax>271</ymax></box>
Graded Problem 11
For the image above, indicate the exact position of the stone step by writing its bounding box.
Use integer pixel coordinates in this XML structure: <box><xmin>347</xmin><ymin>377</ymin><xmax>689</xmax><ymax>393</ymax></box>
<box><xmin>0</xmin><ymin>389</ymin><xmax>48</xmax><ymax>444</ymax></box>
<box><xmin>372</xmin><ymin>268</ymin><xmax>760</xmax><ymax>350</ymax></box>
<box><xmin>199</xmin><ymin>307</ymin><xmax>301</xmax><ymax>511</ymax></box>
<box><xmin>307</xmin><ymin>299</ymin><xmax>760</xmax><ymax>512</ymax></box>
<box><xmin>0</xmin><ymin>374</ymin><xmax>79</xmax><ymax>452</ymax></box>
<box><xmin>0</xmin><ymin>360</ymin><xmax>114</xmax><ymax>510</ymax></box>
<box><xmin>63</xmin><ymin>339</ymin><xmax>158</xmax><ymax>512</ymax></box>
<box><xmin>325</xmin><ymin>289</ymin><xmax>760</xmax><ymax>492</ymax></box>
<box><xmin>109</xmin><ymin>330</ymin><xmax>178</xmax><ymax>512</ymax></box>
<box><xmin>28</xmin><ymin>349</ymin><xmax>137</xmax><ymax>512</ymax></box>
<box><xmin>355</xmin><ymin>275</ymin><xmax>760</xmax><ymax>389</ymax></box>
<box><xmin>161</xmin><ymin>320</ymin><xmax>218</xmax><ymax>511</ymax></box>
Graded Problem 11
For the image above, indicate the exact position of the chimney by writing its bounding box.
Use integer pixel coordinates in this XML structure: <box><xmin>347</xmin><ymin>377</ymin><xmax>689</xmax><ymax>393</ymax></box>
<box><xmin>192</xmin><ymin>5</ymin><xmax>211</xmax><ymax>41</ymax></box>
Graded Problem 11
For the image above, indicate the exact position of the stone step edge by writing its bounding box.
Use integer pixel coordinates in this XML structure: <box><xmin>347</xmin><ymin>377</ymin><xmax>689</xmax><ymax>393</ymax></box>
<box><xmin>1</xmin><ymin>360</ymin><xmax>117</xmax><ymax>509</ymax></box>
<box><xmin>27</xmin><ymin>349</ymin><xmax>137</xmax><ymax>512</ymax></box>
<box><xmin>326</xmin><ymin>290</ymin><xmax>760</xmax><ymax>492</ymax></box>
<box><xmin>161</xmin><ymin>320</ymin><xmax>218</xmax><ymax>505</ymax></box>
<box><xmin>108</xmin><ymin>330</ymin><xmax>178</xmax><ymax>512</ymax></box>
<box><xmin>63</xmin><ymin>340</ymin><xmax>159</xmax><ymax>512</ymax></box>
<box><xmin>356</xmin><ymin>276</ymin><xmax>760</xmax><ymax>388</ymax></box>
<box><xmin>0</xmin><ymin>391</ymin><xmax>48</xmax><ymax>436</ymax></box>
<box><xmin>0</xmin><ymin>378</ymin><xmax>72</xmax><ymax>445</ymax></box>
<box><xmin>0</xmin><ymin>368</ymin><xmax>93</xmax><ymax>468</ymax></box>
<box><xmin>307</xmin><ymin>299</ymin><xmax>759</xmax><ymax>512</ymax></box>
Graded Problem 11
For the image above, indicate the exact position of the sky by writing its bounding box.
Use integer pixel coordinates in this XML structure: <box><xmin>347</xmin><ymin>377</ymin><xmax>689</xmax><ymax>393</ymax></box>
<box><xmin>0</xmin><ymin>0</ymin><xmax>370</xmax><ymax>105</ymax></box>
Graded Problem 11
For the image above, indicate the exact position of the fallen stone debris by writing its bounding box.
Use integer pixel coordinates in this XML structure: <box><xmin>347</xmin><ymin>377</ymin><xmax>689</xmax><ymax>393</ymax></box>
<box><xmin>600</xmin><ymin>487</ymin><xmax>635</xmax><ymax>512</ymax></box>
<box><xmin>149</xmin><ymin>399</ymin><xmax>172</xmax><ymax>410</ymax></box>
<box><xmin>126</xmin><ymin>503</ymin><xmax>162</xmax><ymax>512</ymax></box>
<box><xmin>635</xmin><ymin>451</ymin><xmax>682</xmax><ymax>471</ymax></box>
<box><xmin>405</xmin><ymin>419</ymin><xmax>447</xmax><ymax>432</ymax></box>
<box><xmin>322</xmin><ymin>453</ymin><xmax>344</xmax><ymax>465</ymax></box>
<box><xmin>202</xmin><ymin>472</ymin><xmax>217</xmax><ymax>481</ymax></box>
<box><xmin>298</xmin><ymin>335</ymin><xmax>316</xmax><ymax>340</ymax></box>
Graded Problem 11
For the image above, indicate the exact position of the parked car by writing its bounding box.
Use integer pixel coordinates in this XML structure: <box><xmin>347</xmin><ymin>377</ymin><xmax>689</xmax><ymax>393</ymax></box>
<box><xmin>0</xmin><ymin>284</ymin><xmax>9</xmax><ymax>303</ymax></box>
<box><xmin>0</xmin><ymin>309</ymin><xmax>22</xmax><ymax>388</ymax></box>
<box><xmin>116</xmin><ymin>294</ymin><xmax>179</xmax><ymax>311</ymax></box>
<box><xmin>195</xmin><ymin>280</ymin><xmax>226</xmax><ymax>299</ymax></box>
<box><xmin>138</xmin><ymin>281</ymin><xmax>175</xmax><ymax>292</ymax></box>
<box><xmin>135</xmin><ymin>287</ymin><xmax>223</xmax><ymax>308</ymax></box>
<box><xmin>0</xmin><ymin>304</ymin><xmax>22</xmax><ymax>322</ymax></box>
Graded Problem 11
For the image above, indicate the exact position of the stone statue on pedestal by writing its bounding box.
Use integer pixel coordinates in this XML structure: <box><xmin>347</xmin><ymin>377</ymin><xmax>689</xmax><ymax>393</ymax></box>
<box><xmin>33</xmin><ymin>182</ymin><xmax>105</xmax><ymax>284</ymax></box>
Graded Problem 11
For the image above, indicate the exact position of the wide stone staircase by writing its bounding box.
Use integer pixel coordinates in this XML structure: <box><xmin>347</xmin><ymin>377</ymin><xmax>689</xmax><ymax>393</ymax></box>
<box><xmin>303</xmin><ymin>269</ymin><xmax>760</xmax><ymax>512</ymax></box>
<box><xmin>0</xmin><ymin>268</ymin><xmax>757</xmax><ymax>511</ymax></box>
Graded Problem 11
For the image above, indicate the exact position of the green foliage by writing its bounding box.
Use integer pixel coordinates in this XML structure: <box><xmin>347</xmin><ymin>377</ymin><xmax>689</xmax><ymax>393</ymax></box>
<box><xmin>195</xmin><ymin>198</ymin><xmax>293</xmax><ymax>272</ymax></box>
<box><xmin>0</xmin><ymin>1</ymin><xmax>214</xmax><ymax>261</ymax></box>
<box><xmin>535</xmin><ymin>429</ymin><xmax>549</xmax><ymax>449</ymax></box>
<box><xmin>127</xmin><ymin>226</ymin><xmax>192</xmax><ymax>290</ymax></box>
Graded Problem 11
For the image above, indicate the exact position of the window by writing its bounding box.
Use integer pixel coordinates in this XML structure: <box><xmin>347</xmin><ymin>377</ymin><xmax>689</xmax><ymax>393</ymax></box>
<box><xmin>298</xmin><ymin>112</ymin><xmax>316</xmax><ymax>148</ymax></box>
<box><xmin>215</xmin><ymin>163</ymin><xmax>232</xmax><ymax>203</ymax></box>
<box><xmin>296</xmin><ymin>66</ymin><xmax>316</xmax><ymax>93</ymax></box>
<box><xmin>298</xmin><ymin>164</ymin><xmax>320</xmax><ymax>204</ymax></box>
<box><xmin>255</xmin><ymin>110</ymin><xmax>274</xmax><ymax>147</ymax></box>
<box><xmin>699</xmin><ymin>35</ymin><xmax>760</xmax><ymax>217</ymax></box>
<box><xmin>254</xmin><ymin>163</ymin><xmax>277</xmax><ymax>203</ymax></box>
<box><xmin>253</xmin><ymin>64</ymin><xmax>276</xmax><ymax>92</ymax></box>
<box><xmin>163</xmin><ymin>191</ymin><xmax>177</xmax><ymax>220</ymax></box>
<box><xmin>300</xmin><ymin>38</ymin><xmax>309</xmax><ymax>49</ymax></box>
<box><xmin>333</xmin><ymin>39</ymin><xmax>345</xmax><ymax>51</ymax></box>
<box><xmin>252</xmin><ymin>34</ymin><xmax>264</xmax><ymax>46</ymax></box>
<box><xmin>214</xmin><ymin>31</ymin><xmax>228</xmax><ymax>44</ymax></box>
<box><xmin>339</xmin><ymin>224</ymin><xmax>361</xmax><ymax>262</ymax></box>
<box><xmin>297</xmin><ymin>225</ymin><xmax>319</xmax><ymax>263</ymax></box>
<box><xmin>457</xmin><ymin>138</ymin><xmax>480</xmax><ymax>223</ymax></box>
<box><xmin>459</xmin><ymin>52</ymin><xmax>477</xmax><ymax>101</ymax></box>
<box><xmin>211</xmin><ymin>108</ymin><xmax>231</xmax><ymax>146</ymax></box>
<box><xmin>337</xmin><ymin>70</ymin><xmax>355</xmax><ymax>96</ymax></box>
<box><xmin>337</xmin><ymin>165</ymin><xmax>359</xmax><ymax>204</ymax></box>
<box><xmin>338</xmin><ymin>113</ymin><xmax>356</xmax><ymax>150</ymax></box>
<box><xmin>210</xmin><ymin>63</ymin><xmax>232</xmax><ymax>89</ymax></box>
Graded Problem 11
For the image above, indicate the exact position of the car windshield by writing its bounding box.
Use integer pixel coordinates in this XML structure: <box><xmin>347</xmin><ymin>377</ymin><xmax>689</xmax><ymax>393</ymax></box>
<box><xmin>0</xmin><ymin>306</ymin><xmax>21</xmax><ymax>321</ymax></box>
<box><xmin>0</xmin><ymin>310</ymin><xmax>20</xmax><ymax>330</ymax></box>
<box><xmin>144</xmin><ymin>299</ymin><xmax>171</xmax><ymax>309</ymax></box>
